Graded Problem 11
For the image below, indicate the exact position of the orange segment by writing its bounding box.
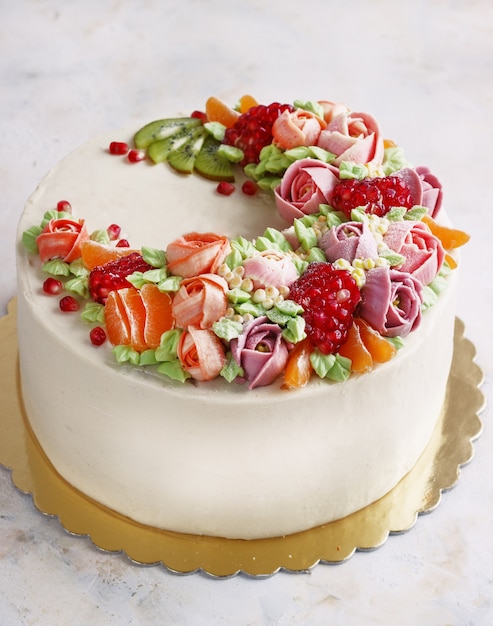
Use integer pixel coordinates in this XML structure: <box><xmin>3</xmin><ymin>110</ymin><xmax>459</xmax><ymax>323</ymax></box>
<box><xmin>282</xmin><ymin>338</ymin><xmax>314</xmax><ymax>389</ymax></box>
<box><xmin>338</xmin><ymin>323</ymin><xmax>373</xmax><ymax>374</ymax></box>
<box><xmin>238</xmin><ymin>94</ymin><xmax>258</xmax><ymax>113</ymax></box>
<box><xmin>205</xmin><ymin>96</ymin><xmax>240</xmax><ymax>128</ymax></box>
<box><xmin>355</xmin><ymin>318</ymin><xmax>397</xmax><ymax>364</ymax></box>
<box><xmin>140</xmin><ymin>283</ymin><xmax>174</xmax><ymax>349</ymax></box>
<box><xmin>445</xmin><ymin>252</ymin><xmax>458</xmax><ymax>270</ymax></box>
<box><xmin>421</xmin><ymin>215</ymin><xmax>470</xmax><ymax>250</ymax></box>
<box><xmin>81</xmin><ymin>240</ymin><xmax>138</xmax><ymax>271</ymax></box>
<box><xmin>104</xmin><ymin>290</ymin><xmax>131</xmax><ymax>346</ymax></box>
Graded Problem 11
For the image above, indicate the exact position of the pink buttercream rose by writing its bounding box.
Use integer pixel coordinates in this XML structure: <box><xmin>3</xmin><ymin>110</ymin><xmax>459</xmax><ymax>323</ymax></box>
<box><xmin>319</xmin><ymin>222</ymin><xmax>378</xmax><ymax>263</ymax></box>
<box><xmin>274</xmin><ymin>158</ymin><xmax>339</xmax><ymax>224</ymax></box>
<box><xmin>317</xmin><ymin>109</ymin><xmax>384</xmax><ymax>166</ymax></box>
<box><xmin>394</xmin><ymin>167</ymin><xmax>443</xmax><ymax>218</ymax></box>
<box><xmin>172</xmin><ymin>273</ymin><xmax>228</xmax><ymax>330</ymax></box>
<box><xmin>384</xmin><ymin>221</ymin><xmax>445</xmax><ymax>286</ymax></box>
<box><xmin>272</xmin><ymin>109</ymin><xmax>326</xmax><ymax>150</ymax></box>
<box><xmin>242</xmin><ymin>250</ymin><xmax>298</xmax><ymax>290</ymax></box>
<box><xmin>358</xmin><ymin>266</ymin><xmax>423</xmax><ymax>337</ymax></box>
<box><xmin>230</xmin><ymin>316</ymin><xmax>289</xmax><ymax>389</ymax></box>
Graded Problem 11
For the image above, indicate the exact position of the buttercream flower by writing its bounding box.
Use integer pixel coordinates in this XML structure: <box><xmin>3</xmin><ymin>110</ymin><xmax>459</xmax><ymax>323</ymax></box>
<box><xmin>384</xmin><ymin>221</ymin><xmax>445</xmax><ymax>286</ymax></box>
<box><xmin>317</xmin><ymin>109</ymin><xmax>384</xmax><ymax>166</ymax></box>
<box><xmin>319</xmin><ymin>221</ymin><xmax>379</xmax><ymax>263</ymax></box>
<box><xmin>272</xmin><ymin>109</ymin><xmax>326</xmax><ymax>150</ymax></box>
<box><xmin>172</xmin><ymin>273</ymin><xmax>228</xmax><ymax>329</ymax></box>
<box><xmin>177</xmin><ymin>327</ymin><xmax>226</xmax><ymax>382</ymax></box>
<box><xmin>394</xmin><ymin>167</ymin><xmax>443</xmax><ymax>218</ymax></box>
<box><xmin>166</xmin><ymin>232</ymin><xmax>231</xmax><ymax>278</ymax></box>
<box><xmin>358</xmin><ymin>266</ymin><xmax>423</xmax><ymax>337</ymax></box>
<box><xmin>230</xmin><ymin>316</ymin><xmax>289</xmax><ymax>389</ymax></box>
<box><xmin>242</xmin><ymin>250</ymin><xmax>298</xmax><ymax>290</ymax></box>
<box><xmin>36</xmin><ymin>217</ymin><xmax>89</xmax><ymax>263</ymax></box>
<box><xmin>274</xmin><ymin>158</ymin><xmax>339</xmax><ymax>224</ymax></box>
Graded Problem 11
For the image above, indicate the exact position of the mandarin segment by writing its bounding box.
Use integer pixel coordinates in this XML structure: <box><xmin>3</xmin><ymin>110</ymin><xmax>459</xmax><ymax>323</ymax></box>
<box><xmin>81</xmin><ymin>240</ymin><xmax>137</xmax><ymax>271</ymax></box>
<box><xmin>355</xmin><ymin>318</ymin><xmax>397</xmax><ymax>364</ymax></box>
<box><xmin>117</xmin><ymin>288</ymin><xmax>147</xmax><ymax>352</ymax></box>
<box><xmin>282</xmin><ymin>338</ymin><xmax>314</xmax><ymax>389</ymax></box>
<box><xmin>104</xmin><ymin>290</ymin><xmax>131</xmax><ymax>347</ymax></box>
<box><xmin>338</xmin><ymin>323</ymin><xmax>373</xmax><ymax>374</ymax></box>
<box><xmin>238</xmin><ymin>94</ymin><xmax>259</xmax><ymax>113</ymax></box>
<box><xmin>421</xmin><ymin>215</ymin><xmax>470</xmax><ymax>250</ymax></box>
<box><xmin>205</xmin><ymin>96</ymin><xmax>240</xmax><ymax>128</ymax></box>
<box><xmin>140</xmin><ymin>283</ymin><xmax>175</xmax><ymax>349</ymax></box>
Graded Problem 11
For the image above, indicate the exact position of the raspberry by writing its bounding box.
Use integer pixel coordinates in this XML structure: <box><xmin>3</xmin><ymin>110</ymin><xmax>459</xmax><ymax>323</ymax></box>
<box><xmin>331</xmin><ymin>175</ymin><xmax>413</xmax><ymax>218</ymax></box>
<box><xmin>89</xmin><ymin>252</ymin><xmax>152</xmax><ymax>304</ymax></box>
<box><xmin>223</xmin><ymin>102</ymin><xmax>294</xmax><ymax>165</ymax></box>
<box><xmin>289</xmin><ymin>263</ymin><xmax>360</xmax><ymax>355</ymax></box>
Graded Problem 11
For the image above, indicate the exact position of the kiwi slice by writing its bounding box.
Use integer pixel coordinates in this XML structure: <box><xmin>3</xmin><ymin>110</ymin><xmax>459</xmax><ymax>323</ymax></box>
<box><xmin>147</xmin><ymin>128</ymin><xmax>194</xmax><ymax>164</ymax></box>
<box><xmin>167</xmin><ymin>127</ymin><xmax>207</xmax><ymax>174</ymax></box>
<box><xmin>134</xmin><ymin>117</ymin><xmax>202</xmax><ymax>150</ymax></box>
<box><xmin>194</xmin><ymin>135</ymin><xmax>235</xmax><ymax>182</ymax></box>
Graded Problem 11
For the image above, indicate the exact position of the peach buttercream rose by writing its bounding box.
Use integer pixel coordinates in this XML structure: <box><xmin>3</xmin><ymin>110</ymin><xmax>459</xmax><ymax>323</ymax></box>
<box><xmin>177</xmin><ymin>327</ymin><xmax>226</xmax><ymax>382</ymax></box>
<box><xmin>166</xmin><ymin>232</ymin><xmax>231</xmax><ymax>278</ymax></box>
<box><xmin>274</xmin><ymin>158</ymin><xmax>339</xmax><ymax>224</ymax></box>
<box><xmin>172</xmin><ymin>273</ymin><xmax>228</xmax><ymax>330</ymax></box>
<box><xmin>272</xmin><ymin>109</ymin><xmax>326</xmax><ymax>150</ymax></box>
<box><xmin>36</xmin><ymin>217</ymin><xmax>89</xmax><ymax>263</ymax></box>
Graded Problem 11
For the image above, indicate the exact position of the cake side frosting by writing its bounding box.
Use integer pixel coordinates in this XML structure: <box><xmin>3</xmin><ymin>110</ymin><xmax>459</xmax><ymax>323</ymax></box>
<box><xmin>16</xmin><ymin>97</ymin><xmax>468</xmax><ymax>539</ymax></box>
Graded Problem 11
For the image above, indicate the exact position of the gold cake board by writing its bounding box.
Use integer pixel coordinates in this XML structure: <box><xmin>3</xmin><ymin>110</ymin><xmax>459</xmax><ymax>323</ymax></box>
<box><xmin>0</xmin><ymin>299</ymin><xmax>484</xmax><ymax>577</ymax></box>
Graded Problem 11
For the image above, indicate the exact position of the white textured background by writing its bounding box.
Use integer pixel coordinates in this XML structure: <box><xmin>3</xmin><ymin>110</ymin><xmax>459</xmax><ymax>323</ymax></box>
<box><xmin>1</xmin><ymin>1</ymin><xmax>491</xmax><ymax>624</ymax></box>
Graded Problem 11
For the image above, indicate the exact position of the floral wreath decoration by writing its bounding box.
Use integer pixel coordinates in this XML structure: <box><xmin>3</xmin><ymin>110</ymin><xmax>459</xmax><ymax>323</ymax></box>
<box><xmin>22</xmin><ymin>96</ymin><xmax>470</xmax><ymax>391</ymax></box>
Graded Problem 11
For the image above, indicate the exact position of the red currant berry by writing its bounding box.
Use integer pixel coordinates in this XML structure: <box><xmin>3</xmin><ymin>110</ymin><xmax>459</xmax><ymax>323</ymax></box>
<box><xmin>90</xmin><ymin>326</ymin><xmax>107</xmax><ymax>346</ymax></box>
<box><xmin>127</xmin><ymin>149</ymin><xmax>146</xmax><ymax>163</ymax></box>
<box><xmin>109</xmin><ymin>141</ymin><xmax>129</xmax><ymax>155</ymax></box>
<box><xmin>242</xmin><ymin>180</ymin><xmax>259</xmax><ymax>196</ymax></box>
<box><xmin>56</xmin><ymin>200</ymin><xmax>72</xmax><ymax>213</ymax></box>
<box><xmin>116</xmin><ymin>239</ymin><xmax>130</xmax><ymax>248</ymax></box>
<box><xmin>217</xmin><ymin>181</ymin><xmax>235</xmax><ymax>196</ymax></box>
<box><xmin>59</xmin><ymin>295</ymin><xmax>80</xmax><ymax>312</ymax></box>
<box><xmin>107</xmin><ymin>224</ymin><xmax>121</xmax><ymax>240</ymax></box>
<box><xmin>42</xmin><ymin>277</ymin><xmax>63</xmax><ymax>295</ymax></box>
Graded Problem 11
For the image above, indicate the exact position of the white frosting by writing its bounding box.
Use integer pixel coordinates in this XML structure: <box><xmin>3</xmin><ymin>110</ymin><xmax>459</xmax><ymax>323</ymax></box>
<box><xmin>16</xmin><ymin>130</ymin><xmax>457</xmax><ymax>539</ymax></box>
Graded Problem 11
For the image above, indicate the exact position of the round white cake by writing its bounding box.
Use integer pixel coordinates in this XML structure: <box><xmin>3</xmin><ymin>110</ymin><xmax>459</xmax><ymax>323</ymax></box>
<box><xmin>16</xmin><ymin>99</ymin><xmax>463</xmax><ymax>539</ymax></box>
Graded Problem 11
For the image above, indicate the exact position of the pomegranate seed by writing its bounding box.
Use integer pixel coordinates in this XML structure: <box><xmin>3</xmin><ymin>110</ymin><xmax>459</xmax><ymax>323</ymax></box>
<box><xmin>242</xmin><ymin>180</ymin><xmax>259</xmax><ymax>196</ymax></box>
<box><xmin>127</xmin><ymin>149</ymin><xmax>146</xmax><ymax>163</ymax></box>
<box><xmin>59</xmin><ymin>295</ymin><xmax>80</xmax><ymax>312</ymax></box>
<box><xmin>191</xmin><ymin>110</ymin><xmax>207</xmax><ymax>122</ymax></box>
<box><xmin>109</xmin><ymin>141</ymin><xmax>129</xmax><ymax>155</ymax></box>
<box><xmin>116</xmin><ymin>239</ymin><xmax>130</xmax><ymax>248</ymax></box>
<box><xmin>56</xmin><ymin>200</ymin><xmax>72</xmax><ymax>213</ymax></box>
<box><xmin>90</xmin><ymin>326</ymin><xmax>107</xmax><ymax>346</ymax></box>
<box><xmin>107</xmin><ymin>224</ymin><xmax>121</xmax><ymax>240</ymax></box>
<box><xmin>43</xmin><ymin>277</ymin><xmax>63</xmax><ymax>295</ymax></box>
<box><xmin>217</xmin><ymin>181</ymin><xmax>235</xmax><ymax>196</ymax></box>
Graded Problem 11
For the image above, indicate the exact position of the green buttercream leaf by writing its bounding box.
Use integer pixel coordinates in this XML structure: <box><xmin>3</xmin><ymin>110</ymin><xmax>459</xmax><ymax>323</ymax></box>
<box><xmin>306</xmin><ymin>247</ymin><xmax>327</xmax><ymax>263</ymax></box>
<box><xmin>310</xmin><ymin>350</ymin><xmax>336</xmax><ymax>378</ymax></box>
<box><xmin>213</xmin><ymin>318</ymin><xmax>243</xmax><ymax>341</ymax></box>
<box><xmin>405</xmin><ymin>205</ymin><xmax>428</xmax><ymax>221</ymax></box>
<box><xmin>139</xmin><ymin>349</ymin><xmax>158</xmax><ymax>366</ymax></box>
<box><xmin>224</xmin><ymin>247</ymin><xmax>243</xmax><ymax>270</ymax></box>
<box><xmin>328</xmin><ymin>354</ymin><xmax>352</xmax><ymax>381</ymax></box>
<box><xmin>294</xmin><ymin>219</ymin><xmax>317</xmax><ymax>252</ymax></box>
<box><xmin>155</xmin><ymin>329</ymin><xmax>182</xmax><ymax>362</ymax></box>
<box><xmin>382</xmin><ymin>146</ymin><xmax>409</xmax><ymax>175</ymax></box>
<box><xmin>41</xmin><ymin>209</ymin><xmax>72</xmax><ymax>228</ymax></box>
<box><xmin>275</xmin><ymin>299</ymin><xmax>304</xmax><ymax>317</ymax></box>
<box><xmin>90</xmin><ymin>229</ymin><xmax>111</xmax><ymax>244</ymax></box>
<box><xmin>291</xmin><ymin>256</ymin><xmax>308</xmax><ymax>275</ymax></box>
<box><xmin>220</xmin><ymin>352</ymin><xmax>244</xmax><ymax>383</ymax></box>
<box><xmin>282</xmin><ymin>316</ymin><xmax>306</xmax><ymax>344</ymax></box>
<box><xmin>142</xmin><ymin>268</ymin><xmax>168</xmax><ymax>284</ymax></box>
<box><xmin>284</xmin><ymin>146</ymin><xmax>312</xmax><ymax>161</ymax></box>
<box><xmin>387</xmin><ymin>335</ymin><xmax>405</xmax><ymax>350</ymax></box>
<box><xmin>421</xmin><ymin>285</ymin><xmax>439</xmax><ymax>310</ymax></box>
<box><xmin>142</xmin><ymin>246</ymin><xmax>166</xmax><ymax>268</ymax></box>
<box><xmin>65</xmin><ymin>276</ymin><xmax>89</xmax><ymax>298</ymax></box>
<box><xmin>230</xmin><ymin>236</ymin><xmax>256</xmax><ymax>260</ymax></box>
<box><xmin>234</xmin><ymin>301</ymin><xmax>264</xmax><ymax>317</ymax></box>
<box><xmin>293</xmin><ymin>99</ymin><xmax>325</xmax><ymax>119</ymax></box>
<box><xmin>265</xmin><ymin>308</ymin><xmax>291</xmax><ymax>325</ymax></box>
<box><xmin>378</xmin><ymin>249</ymin><xmax>406</xmax><ymax>267</ymax></box>
<box><xmin>157</xmin><ymin>359</ymin><xmax>190</xmax><ymax>383</ymax></box>
<box><xmin>81</xmin><ymin>302</ymin><xmax>105</xmax><ymax>324</ymax></box>
<box><xmin>22</xmin><ymin>225</ymin><xmax>42</xmax><ymax>254</ymax></box>
<box><xmin>262</xmin><ymin>227</ymin><xmax>293</xmax><ymax>252</ymax></box>
<box><xmin>308</xmin><ymin>145</ymin><xmax>336</xmax><ymax>163</ymax></box>
<box><xmin>228</xmin><ymin>288</ymin><xmax>251</xmax><ymax>304</ymax></box>
<box><xmin>69</xmin><ymin>258</ymin><xmax>89</xmax><ymax>278</ymax></box>
<box><xmin>126</xmin><ymin>272</ymin><xmax>146</xmax><ymax>289</ymax></box>
<box><xmin>158</xmin><ymin>276</ymin><xmax>182</xmax><ymax>292</ymax></box>
<box><xmin>257</xmin><ymin>176</ymin><xmax>281</xmax><ymax>191</ymax></box>
<box><xmin>113</xmin><ymin>345</ymin><xmax>140</xmax><ymax>365</ymax></box>
<box><xmin>339</xmin><ymin>161</ymin><xmax>368</xmax><ymax>180</ymax></box>
<box><xmin>386</xmin><ymin>207</ymin><xmax>407</xmax><ymax>221</ymax></box>
<box><xmin>42</xmin><ymin>259</ymin><xmax>71</xmax><ymax>276</ymax></box>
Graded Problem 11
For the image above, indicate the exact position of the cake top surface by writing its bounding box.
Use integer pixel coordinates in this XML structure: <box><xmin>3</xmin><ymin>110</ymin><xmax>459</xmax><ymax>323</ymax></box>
<box><xmin>18</xmin><ymin>95</ymin><xmax>469</xmax><ymax>392</ymax></box>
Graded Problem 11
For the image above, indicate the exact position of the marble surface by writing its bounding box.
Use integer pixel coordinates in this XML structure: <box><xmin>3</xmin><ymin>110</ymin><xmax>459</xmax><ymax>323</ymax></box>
<box><xmin>1</xmin><ymin>0</ymin><xmax>492</xmax><ymax>623</ymax></box>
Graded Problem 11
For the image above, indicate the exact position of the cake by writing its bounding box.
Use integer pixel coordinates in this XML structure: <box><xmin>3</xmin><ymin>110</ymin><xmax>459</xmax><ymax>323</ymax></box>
<box><xmin>16</xmin><ymin>96</ymin><xmax>469</xmax><ymax>540</ymax></box>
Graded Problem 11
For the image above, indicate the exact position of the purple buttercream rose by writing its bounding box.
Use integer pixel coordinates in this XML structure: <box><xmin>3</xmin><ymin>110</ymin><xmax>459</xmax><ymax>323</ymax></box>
<box><xmin>394</xmin><ymin>167</ymin><xmax>443</xmax><ymax>218</ymax></box>
<box><xmin>230</xmin><ymin>316</ymin><xmax>289</xmax><ymax>390</ymax></box>
<box><xmin>358</xmin><ymin>266</ymin><xmax>423</xmax><ymax>337</ymax></box>
<box><xmin>274</xmin><ymin>158</ymin><xmax>339</xmax><ymax>224</ymax></box>
<box><xmin>319</xmin><ymin>221</ymin><xmax>379</xmax><ymax>263</ymax></box>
